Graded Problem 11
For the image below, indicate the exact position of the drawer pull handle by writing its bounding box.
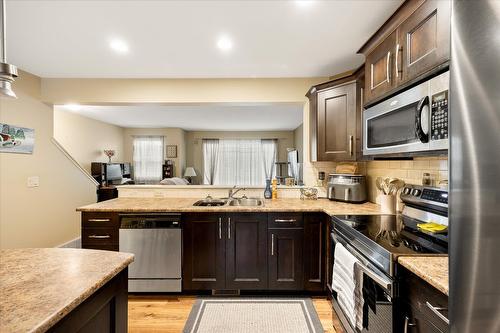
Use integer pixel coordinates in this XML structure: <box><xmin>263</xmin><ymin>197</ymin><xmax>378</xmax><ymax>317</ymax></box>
<box><xmin>275</xmin><ymin>219</ymin><xmax>297</xmax><ymax>223</ymax></box>
<box><xmin>88</xmin><ymin>235</ymin><xmax>111</xmax><ymax>239</ymax></box>
<box><xmin>271</xmin><ymin>234</ymin><xmax>275</xmax><ymax>256</ymax></box>
<box><xmin>425</xmin><ymin>301</ymin><xmax>449</xmax><ymax>325</ymax></box>
<box><xmin>87</xmin><ymin>219</ymin><xmax>111</xmax><ymax>222</ymax></box>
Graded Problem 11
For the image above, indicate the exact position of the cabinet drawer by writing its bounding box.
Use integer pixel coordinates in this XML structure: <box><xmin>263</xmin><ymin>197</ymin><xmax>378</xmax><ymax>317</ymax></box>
<box><xmin>400</xmin><ymin>265</ymin><xmax>449</xmax><ymax>331</ymax></box>
<box><xmin>82</xmin><ymin>212</ymin><xmax>119</xmax><ymax>228</ymax></box>
<box><xmin>268</xmin><ymin>213</ymin><xmax>303</xmax><ymax>228</ymax></box>
<box><xmin>82</xmin><ymin>227</ymin><xmax>118</xmax><ymax>245</ymax></box>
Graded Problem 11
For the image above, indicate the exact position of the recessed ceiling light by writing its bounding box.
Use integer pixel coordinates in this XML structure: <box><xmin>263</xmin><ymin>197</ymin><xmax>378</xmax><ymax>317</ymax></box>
<box><xmin>217</xmin><ymin>36</ymin><xmax>233</xmax><ymax>52</ymax></box>
<box><xmin>109</xmin><ymin>38</ymin><xmax>129</xmax><ymax>54</ymax></box>
<box><xmin>65</xmin><ymin>104</ymin><xmax>81</xmax><ymax>111</ymax></box>
<box><xmin>295</xmin><ymin>0</ymin><xmax>314</xmax><ymax>8</ymax></box>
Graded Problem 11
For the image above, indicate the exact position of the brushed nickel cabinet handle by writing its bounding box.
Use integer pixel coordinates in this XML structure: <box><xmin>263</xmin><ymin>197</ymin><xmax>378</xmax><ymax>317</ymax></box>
<box><xmin>218</xmin><ymin>217</ymin><xmax>222</xmax><ymax>239</ymax></box>
<box><xmin>395</xmin><ymin>43</ymin><xmax>400</xmax><ymax>78</ymax></box>
<box><xmin>386</xmin><ymin>51</ymin><xmax>391</xmax><ymax>82</ymax></box>
<box><xmin>349</xmin><ymin>135</ymin><xmax>353</xmax><ymax>156</ymax></box>
<box><xmin>88</xmin><ymin>235</ymin><xmax>110</xmax><ymax>239</ymax></box>
<box><xmin>271</xmin><ymin>234</ymin><xmax>275</xmax><ymax>256</ymax></box>
<box><xmin>227</xmin><ymin>218</ymin><xmax>231</xmax><ymax>240</ymax></box>
<box><xmin>275</xmin><ymin>219</ymin><xmax>297</xmax><ymax>223</ymax></box>
<box><xmin>425</xmin><ymin>301</ymin><xmax>449</xmax><ymax>325</ymax></box>
<box><xmin>87</xmin><ymin>218</ymin><xmax>110</xmax><ymax>222</ymax></box>
<box><xmin>404</xmin><ymin>316</ymin><xmax>416</xmax><ymax>333</ymax></box>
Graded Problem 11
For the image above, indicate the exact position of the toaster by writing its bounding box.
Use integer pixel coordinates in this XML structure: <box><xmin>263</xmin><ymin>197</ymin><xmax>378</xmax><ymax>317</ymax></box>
<box><xmin>327</xmin><ymin>174</ymin><xmax>367</xmax><ymax>203</ymax></box>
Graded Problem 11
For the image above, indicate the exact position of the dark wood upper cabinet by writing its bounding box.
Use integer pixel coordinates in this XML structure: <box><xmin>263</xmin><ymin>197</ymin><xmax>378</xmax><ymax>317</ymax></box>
<box><xmin>365</xmin><ymin>31</ymin><xmax>397</xmax><ymax>102</ymax></box>
<box><xmin>303</xmin><ymin>213</ymin><xmax>326</xmax><ymax>292</ymax></box>
<box><xmin>268</xmin><ymin>228</ymin><xmax>303</xmax><ymax>290</ymax></box>
<box><xmin>359</xmin><ymin>0</ymin><xmax>450</xmax><ymax>106</ymax></box>
<box><xmin>225</xmin><ymin>213</ymin><xmax>268</xmax><ymax>290</ymax></box>
<box><xmin>307</xmin><ymin>69</ymin><xmax>363</xmax><ymax>162</ymax></box>
<box><xmin>317</xmin><ymin>81</ymin><xmax>357</xmax><ymax>161</ymax></box>
<box><xmin>398</xmin><ymin>0</ymin><xmax>450</xmax><ymax>84</ymax></box>
<box><xmin>182</xmin><ymin>213</ymin><xmax>226</xmax><ymax>290</ymax></box>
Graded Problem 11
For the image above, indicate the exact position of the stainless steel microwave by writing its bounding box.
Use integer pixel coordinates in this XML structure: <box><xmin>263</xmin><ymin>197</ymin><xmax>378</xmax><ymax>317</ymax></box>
<box><xmin>363</xmin><ymin>71</ymin><xmax>449</xmax><ymax>156</ymax></box>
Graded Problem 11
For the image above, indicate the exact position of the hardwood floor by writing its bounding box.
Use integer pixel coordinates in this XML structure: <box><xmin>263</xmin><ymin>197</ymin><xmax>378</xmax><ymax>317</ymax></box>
<box><xmin>128</xmin><ymin>295</ymin><xmax>344</xmax><ymax>333</ymax></box>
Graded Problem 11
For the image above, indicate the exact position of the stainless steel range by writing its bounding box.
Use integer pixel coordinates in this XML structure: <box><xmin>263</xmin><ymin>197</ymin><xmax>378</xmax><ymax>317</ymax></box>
<box><xmin>329</xmin><ymin>184</ymin><xmax>448</xmax><ymax>333</ymax></box>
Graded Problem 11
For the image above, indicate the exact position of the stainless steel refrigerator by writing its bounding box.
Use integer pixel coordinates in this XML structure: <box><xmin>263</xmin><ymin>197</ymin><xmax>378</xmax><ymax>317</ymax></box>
<box><xmin>450</xmin><ymin>0</ymin><xmax>500</xmax><ymax>332</ymax></box>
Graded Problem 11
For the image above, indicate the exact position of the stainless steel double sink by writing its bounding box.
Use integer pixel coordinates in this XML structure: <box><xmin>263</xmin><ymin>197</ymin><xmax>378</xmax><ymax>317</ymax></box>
<box><xmin>193</xmin><ymin>197</ymin><xmax>264</xmax><ymax>207</ymax></box>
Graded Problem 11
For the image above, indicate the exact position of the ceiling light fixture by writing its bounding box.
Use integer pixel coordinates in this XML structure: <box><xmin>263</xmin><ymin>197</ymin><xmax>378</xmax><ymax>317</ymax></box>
<box><xmin>217</xmin><ymin>36</ymin><xmax>233</xmax><ymax>52</ymax></box>
<box><xmin>295</xmin><ymin>0</ymin><xmax>314</xmax><ymax>8</ymax></box>
<box><xmin>109</xmin><ymin>38</ymin><xmax>129</xmax><ymax>54</ymax></box>
<box><xmin>0</xmin><ymin>0</ymin><xmax>18</xmax><ymax>99</ymax></box>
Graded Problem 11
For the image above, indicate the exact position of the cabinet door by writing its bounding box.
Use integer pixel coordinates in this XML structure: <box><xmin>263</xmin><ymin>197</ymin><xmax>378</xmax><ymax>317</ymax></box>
<box><xmin>398</xmin><ymin>0</ymin><xmax>450</xmax><ymax>83</ymax></box>
<box><xmin>303</xmin><ymin>213</ymin><xmax>325</xmax><ymax>291</ymax></box>
<box><xmin>268</xmin><ymin>229</ymin><xmax>303</xmax><ymax>290</ymax></box>
<box><xmin>225</xmin><ymin>213</ymin><xmax>268</xmax><ymax>290</ymax></box>
<box><xmin>317</xmin><ymin>82</ymin><xmax>357</xmax><ymax>161</ymax></box>
<box><xmin>183</xmin><ymin>213</ymin><xmax>225</xmax><ymax>290</ymax></box>
<box><xmin>365</xmin><ymin>31</ymin><xmax>397</xmax><ymax>104</ymax></box>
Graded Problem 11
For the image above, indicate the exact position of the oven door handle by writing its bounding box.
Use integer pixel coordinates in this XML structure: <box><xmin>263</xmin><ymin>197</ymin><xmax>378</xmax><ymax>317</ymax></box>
<box><xmin>331</xmin><ymin>231</ymin><xmax>393</xmax><ymax>293</ymax></box>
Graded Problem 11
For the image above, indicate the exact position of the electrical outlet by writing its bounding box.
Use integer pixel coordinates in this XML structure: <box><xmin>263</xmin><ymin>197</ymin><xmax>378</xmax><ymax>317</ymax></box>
<box><xmin>27</xmin><ymin>176</ymin><xmax>39</xmax><ymax>188</ymax></box>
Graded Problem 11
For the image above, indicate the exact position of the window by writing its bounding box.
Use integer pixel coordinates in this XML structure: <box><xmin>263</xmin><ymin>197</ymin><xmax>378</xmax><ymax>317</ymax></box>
<box><xmin>202</xmin><ymin>139</ymin><xmax>277</xmax><ymax>186</ymax></box>
<box><xmin>133</xmin><ymin>136</ymin><xmax>164</xmax><ymax>184</ymax></box>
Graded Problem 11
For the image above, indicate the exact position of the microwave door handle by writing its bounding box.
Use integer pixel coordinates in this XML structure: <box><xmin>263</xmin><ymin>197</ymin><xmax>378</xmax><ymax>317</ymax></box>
<box><xmin>328</xmin><ymin>186</ymin><xmax>334</xmax><ymax>199</ymax></box>
<box><xmin>415</xmin><ymin>96</ymin><xmax>430</xmax><ymax>143</ymax></box>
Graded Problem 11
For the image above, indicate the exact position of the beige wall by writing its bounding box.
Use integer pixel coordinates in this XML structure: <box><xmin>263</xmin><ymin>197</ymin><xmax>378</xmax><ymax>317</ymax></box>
<box><xmin>123</xmin><ymin>128</ymin><xmax>186</xmax><ymax>177</ymax></box>
<box><xmin>184</xmin><ymin>130</ymin><xmax>296</xmax><ymax>184</ymax></box>
<box><xmin>365</xmin><ymin>157</ymin><xmax>448</xmax><ymax>204</ymax></box>
<box><xmin>54</xmin><ymin>109</ymin><xmax>125</xmax><ymax>173</ymax></box>
<box><xmin>0</xmin><ymin>71</ymin><xmax>96</xmax><ymax>248</ymax></box>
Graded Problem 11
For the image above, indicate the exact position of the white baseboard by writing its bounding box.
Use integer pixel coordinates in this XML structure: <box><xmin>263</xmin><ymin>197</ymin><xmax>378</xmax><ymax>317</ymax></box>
<box><xmin>57</xmin><ymin>237</ymin><xmax>81</xmax><ymax>248</ymax></box>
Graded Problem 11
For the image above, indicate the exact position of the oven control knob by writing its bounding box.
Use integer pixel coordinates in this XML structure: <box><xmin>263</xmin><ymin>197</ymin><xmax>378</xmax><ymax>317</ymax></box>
<box><xmin>403</xmin><ymin>239</ymin><xmax>411</xmax><ymax>248</ymax></box>
<box><xmin>403</xmin><ymin>187</ymin><xmax>411</xmax><ymax>195</ymax></box>
<box><xmin>412</xmin><ymin>189</ymin><xmax>422</xmax><ymax>196</ymax></box>
<box><xmin>411</xmin><ymin>243</ymin><xmax>423</xmax><ymax>252</ymax></box>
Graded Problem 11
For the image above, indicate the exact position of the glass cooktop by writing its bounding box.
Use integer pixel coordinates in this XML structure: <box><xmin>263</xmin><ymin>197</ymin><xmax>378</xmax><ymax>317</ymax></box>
<box><xmin>332</xmin><ymin>214</ymin><xmax>448</xmax><ymax>255</ymax></box>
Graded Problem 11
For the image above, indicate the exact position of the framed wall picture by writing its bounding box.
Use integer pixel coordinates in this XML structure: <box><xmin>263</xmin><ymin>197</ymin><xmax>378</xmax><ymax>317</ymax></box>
<box><xmin>166</xmin><ymin>145</ymin><xmax>177</xmax><ymax>158</ymax></box>
<box><xmin>0</xmin><ymin>123</ymin><xmax>35</xmax><ymax>154</ymax></box>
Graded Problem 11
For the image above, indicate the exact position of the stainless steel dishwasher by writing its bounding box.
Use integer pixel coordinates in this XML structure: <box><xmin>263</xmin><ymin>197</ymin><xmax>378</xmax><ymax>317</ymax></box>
<box><xmin>119</xmin><ymin>214</ymin><xmax>181</xmax><ymax>292</ymax></box>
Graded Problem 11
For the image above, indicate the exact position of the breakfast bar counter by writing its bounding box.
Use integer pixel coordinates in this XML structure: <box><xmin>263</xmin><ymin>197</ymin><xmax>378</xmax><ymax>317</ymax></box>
<box><xmin>0</xmin><ymin>248</ymin><xmax>134</xmax><ymax>332</ymax></box>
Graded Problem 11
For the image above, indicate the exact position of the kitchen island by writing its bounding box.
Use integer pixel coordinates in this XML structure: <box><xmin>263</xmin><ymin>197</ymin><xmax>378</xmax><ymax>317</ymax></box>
<box><xmin>398</xmin><ymin>256</ymin><xmax>449</xmax><ymax>296</ymax></box>
<box><xmin>0</xmin><ymin>248</ymin><xmax>134</xmax><ymax>333</ymax></box>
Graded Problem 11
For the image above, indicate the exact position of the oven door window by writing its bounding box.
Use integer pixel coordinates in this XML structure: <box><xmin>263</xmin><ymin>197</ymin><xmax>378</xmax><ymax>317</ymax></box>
<box><xmin>367</xmin><ymin>102</ymin><xmax>419</xmax><ymax>148</ymax></box>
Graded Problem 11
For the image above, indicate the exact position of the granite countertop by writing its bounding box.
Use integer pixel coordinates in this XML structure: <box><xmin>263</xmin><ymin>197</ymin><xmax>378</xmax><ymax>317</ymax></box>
<box><xmin>0</xmin><ymin>248</ymin><xmax>134</xmax><ymax>333</ymax></box>
<box><xmin>76</xmin><ymin>197</ymin><xmax>383</xmax><ymax>216</ymax></box>
<box><xmin>398</xmin><ymin>256</ymin><xmax>449</xmax><ymax>295</ymax></box>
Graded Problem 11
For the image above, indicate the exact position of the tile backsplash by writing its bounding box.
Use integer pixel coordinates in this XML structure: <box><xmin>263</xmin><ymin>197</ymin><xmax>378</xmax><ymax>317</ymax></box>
<box><xmin>365</xmin><ymin>157</ymin><xmax>448</xmax><ymax>203</ymax></box>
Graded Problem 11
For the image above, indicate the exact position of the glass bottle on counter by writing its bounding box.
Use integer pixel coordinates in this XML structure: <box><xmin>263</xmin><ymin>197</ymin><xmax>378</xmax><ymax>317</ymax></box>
<box><xmin>264</xmin><ymin>179</ymin><xmax>272</xmax><ymax>199</ymax></box>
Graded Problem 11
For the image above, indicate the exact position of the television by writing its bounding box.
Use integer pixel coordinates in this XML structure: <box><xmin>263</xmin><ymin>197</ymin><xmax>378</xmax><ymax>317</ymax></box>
<box><xmin>106</xmin><ymin>164</ymin><xmax>123</xmax><ymax>181</ymax></box>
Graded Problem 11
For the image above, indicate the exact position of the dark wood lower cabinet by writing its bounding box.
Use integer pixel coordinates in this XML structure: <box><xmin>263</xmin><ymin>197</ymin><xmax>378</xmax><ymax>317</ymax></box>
<box><xmin>183</xmin><ymin>213</ymin><xmax>225</xmax><ymax>290</ymax></box>
<box><xmin>48</xmin><ymin>269</ymin><xmax>128</xmax><ymax>333</ymax></box>
<box><xmin>268</xmin><ymin>228</ymin><xmax>304</xmax><ymax>290</ymax></box>
<box><xmin>226</xmin><ymin>213</ymin><xmax>268</xmax><ymax>289</ymax></box>
<box><xmin>303</xmin><ymin>213</ymin><xmax>326</xmax><ymax>291</ymax></box>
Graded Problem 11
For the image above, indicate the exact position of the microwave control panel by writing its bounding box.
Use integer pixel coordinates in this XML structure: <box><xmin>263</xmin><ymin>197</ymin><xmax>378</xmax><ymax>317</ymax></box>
<box><xmin>431</xmin><ymin>90</ymin><xmax>448</xmax><ymax>140</ymax></box>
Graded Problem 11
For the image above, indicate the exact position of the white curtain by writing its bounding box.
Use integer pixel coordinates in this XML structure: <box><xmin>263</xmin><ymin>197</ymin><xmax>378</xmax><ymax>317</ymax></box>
<box><xmin>261</xmin><ymin>139</ymin><xmax>278</xmax><ymax>181</ymax></box>
<box><xmin>202</xmin><ymin>139</ymin><xmax>219</xmax><ymax>185</ymax></box>
<box><xmin>203</xmin><ymin>139</ymin><xmax>278</xmax><ymax>186</ymax></box>
<box><xmin>133</xmin><ymin>136</ymin><xmax>164</xmax><ymax>184</ymax></box>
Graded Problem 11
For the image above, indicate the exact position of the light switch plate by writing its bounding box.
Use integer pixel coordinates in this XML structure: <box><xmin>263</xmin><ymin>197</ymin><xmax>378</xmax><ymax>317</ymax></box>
<box><xmin>27</xmin><ymin>176</ymin><xmax>39</xmax><ymax>188</ymax></box>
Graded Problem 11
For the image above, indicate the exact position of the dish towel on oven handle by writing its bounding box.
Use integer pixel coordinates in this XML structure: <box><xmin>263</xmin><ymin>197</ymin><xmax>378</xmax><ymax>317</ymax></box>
<box><xmin>332</xmin><ymin>242</ymin><xmax>364</xmax><ymax>331</ymax></box>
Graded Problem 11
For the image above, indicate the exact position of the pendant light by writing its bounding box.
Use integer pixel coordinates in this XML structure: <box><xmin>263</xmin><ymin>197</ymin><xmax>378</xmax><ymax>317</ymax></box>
<box><xmin>0</xmin><ymin>0</ymin><xmax>17</xmax><ymax>99</ymax></box>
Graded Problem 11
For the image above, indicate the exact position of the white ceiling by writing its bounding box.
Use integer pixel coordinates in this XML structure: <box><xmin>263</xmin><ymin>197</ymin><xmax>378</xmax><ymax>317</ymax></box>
<box><xmin>6</xmin><ymin>0</ymin><xmax>403</xmax><ymax>78</ymax></box>
<box><xmin>55</xmin><ymin>103</ymin><xmax>304</xmax><ymax>131</ymax></box>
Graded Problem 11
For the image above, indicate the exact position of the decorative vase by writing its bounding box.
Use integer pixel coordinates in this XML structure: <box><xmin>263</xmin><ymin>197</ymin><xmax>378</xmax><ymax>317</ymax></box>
<box><xmin>103</xmin><ymin>149</ymin><xmax>115</xmax><ymax>163</ymax></box>
<box><xmin>264</xmin><ymin>179</ymin><xmax>272</xmax><ymax>199</ymax></box>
